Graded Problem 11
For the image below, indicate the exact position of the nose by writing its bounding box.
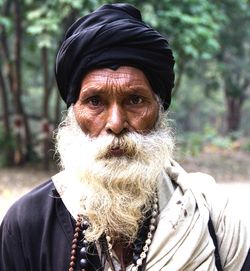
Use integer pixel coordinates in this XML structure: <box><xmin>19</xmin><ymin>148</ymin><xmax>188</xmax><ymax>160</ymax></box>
<box><xmin>105</xmin><ymin>103</ymin><xmax>128</xmax><ymax>135</ymax></box>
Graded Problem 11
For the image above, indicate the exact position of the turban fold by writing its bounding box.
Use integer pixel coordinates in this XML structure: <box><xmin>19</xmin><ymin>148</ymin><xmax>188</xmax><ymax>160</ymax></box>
<box><xmin>55</xmin><ymin>3</ymin><xmax>175</xmax><ymax>109</ymax></box>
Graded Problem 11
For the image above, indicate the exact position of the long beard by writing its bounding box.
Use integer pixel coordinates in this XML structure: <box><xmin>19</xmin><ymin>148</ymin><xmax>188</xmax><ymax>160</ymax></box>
<box><xmin>55</xmin><ymin>107</ymin><xmax>174</xmax><ymax>242</ymax></box>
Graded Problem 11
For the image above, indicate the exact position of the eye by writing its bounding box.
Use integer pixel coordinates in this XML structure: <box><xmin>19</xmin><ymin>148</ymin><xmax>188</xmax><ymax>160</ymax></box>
<box><xmin>87</xmin><ymin>96</ymin><xmax>101</xmax><ymax>106</ymax></box>
<box><xmin>129</xmin><ymin>95</ymin><xmax>143</xmax><ymax>105</ymax></box>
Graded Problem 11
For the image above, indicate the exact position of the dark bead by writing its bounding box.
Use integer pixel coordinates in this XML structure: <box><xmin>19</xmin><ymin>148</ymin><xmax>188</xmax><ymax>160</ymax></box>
<box><xmin>82</xmin><ymin>240</ymin><xmax>88</xmax><ymax>247</ymax></box>
<box><xmin>80</xmin><ymin>247</ymin><xmax>88</xmax><ymax>257</ymax></box>
<box><xmin>79</xmin><ymin>258</ymin><xmax>88</xmax><ymax>268</ymax></box>
<box><xmin>133</xmin><ymin>254</ymin><xmax>140</xmax><ymax>263</ymax></box>
<box><xmin>82</xmin><ymin>221</ymin><xmax>89</xmax><ymax>230</ymax></box>
<box><xmin>136</xmin><ymin>237</ymin><xmax>143</xmax><ymax>243</ymax></box>
<box><xmin>72</xmin><ymin>244</ymin><xmax>77</xmax><ymax>249</ymax></box>
<box><xmin>70</xmin><ymin>255</ymin><xmax>76</xmax><ymax>261</ymax></box>
<box><xmin>69</xmin><ymin>261</ymin><xmax>75</xmax><ymax>267</ymax></box>
<box><xmin>134</xmin><ymin>245</ymin><xmax>142</xmax><ymax>253</ymax></box>
<box><xmin>69</xmin><ymin>268</ymin><xmax>74</xmax><ymax>271</ymax></box>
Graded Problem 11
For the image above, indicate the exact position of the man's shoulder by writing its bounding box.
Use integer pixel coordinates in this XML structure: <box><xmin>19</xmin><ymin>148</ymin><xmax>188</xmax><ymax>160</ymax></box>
<box><xmin>166</xmin><ymin>160</ymin><xmax>220</xmax><ymax>207</ymax></box>
<box><xmin>167</xmin><ymin>159</ymin><xmax>216</xmax><ymax>190</ymax></box>
<box><xmin>1</xmin><ymin>179</ymin><xmax>56</xmax><ymax>228</ymax></box>
<box><xmin>12</xmin><ymin>179</ymin><xmax>55</xmax><ymax>208</ymax></box>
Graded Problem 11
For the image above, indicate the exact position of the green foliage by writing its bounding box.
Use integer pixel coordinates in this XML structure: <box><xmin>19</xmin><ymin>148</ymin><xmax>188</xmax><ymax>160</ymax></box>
<box><xmin>24</xmin><ymin>0</ymin><xmax>100</xmax><ymax>50</ymax></box>
<box><xmin>151</xmin><ymin>0</ymin><xmax>223</xmax><ymax>62</ymax></box>
<box><xmin>178</xmin><ymin>132</ymin><xmax>203</xmax><ymax>156</ymax></box>
<box><xmin>210</xmin><ymin>136</ymin><xmax>233</xmax><ymax>149</ymax></box>
<box><xmin>170</xmin><ymin>74</ymin><xmax>226</xmax><ymax>133</ymax></box>
<box><xmin>26</xmin><ymin>10</ymin><xmax>60</xmax><ymax>48</ymax></box>
<box><xmin>216</xmin><ymin>1</ymin><xmax>250</xmax><ymax>98</ymax></box>
<box><xmin>177</xmin><ymin>129</ymin><xmax>235</xmax><ymax>158</ymax></box>
<box><xmin>242</xmin><ymin>140</ymin><xmax>250</xmax><ymax>152</ymax></box>
<box><xmin>0</xmin><ymin>16</ymin><xmax>12</xmax><ymax>31</ymax></box>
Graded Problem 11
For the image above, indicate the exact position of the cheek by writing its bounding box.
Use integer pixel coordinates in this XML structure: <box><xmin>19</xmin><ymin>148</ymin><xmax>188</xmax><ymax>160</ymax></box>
<box><xmin>73</xmin><ymin>105</ymin><xmax>105</xmax><ymax>136</ymax></box>
<box><xmin>129</xmin><ymin>104</ymin><xmax>159</xmax><ymax>131</ymax></box>
<box><xmin>73</xmin><ymin>105</ymin><xmax>88</xmax><ymax>132</ymax></box>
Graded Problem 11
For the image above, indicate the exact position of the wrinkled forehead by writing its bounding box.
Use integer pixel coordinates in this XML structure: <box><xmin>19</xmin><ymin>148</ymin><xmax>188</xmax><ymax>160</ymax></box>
<box><xmin>81</xmin><ymin>66</ymin><xmax>151</xmax><ymax>87</ymax></box>
<box><xmin>79</xmin><ymin>66</ymin><xmax>159</xmax><ymax>99</ymax></box>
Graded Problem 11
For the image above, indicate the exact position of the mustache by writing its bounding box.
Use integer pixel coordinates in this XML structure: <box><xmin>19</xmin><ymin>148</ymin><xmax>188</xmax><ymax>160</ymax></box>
<box><xmin>95</xmin><ymin>133</ymin><xmax>139</xmax><ymax>160</ymax></box>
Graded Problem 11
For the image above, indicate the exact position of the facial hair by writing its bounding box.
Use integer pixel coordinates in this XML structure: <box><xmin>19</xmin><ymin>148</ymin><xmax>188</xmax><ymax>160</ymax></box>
<box><xmin>55</xmin><ymin>106</ymin><xmax>175</xmax><ymax>242</ymax></box>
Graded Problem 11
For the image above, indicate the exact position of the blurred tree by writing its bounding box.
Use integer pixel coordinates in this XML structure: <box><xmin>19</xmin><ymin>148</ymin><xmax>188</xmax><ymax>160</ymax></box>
<box><xmin>0</xmin><ymin>3</ymin><xmax>12</xmax><ymax>164</ymax></box>
<box><xmin>0</xmin><ymin>62</ymin><xmax>12</xmax><ymax>165</ymax></box>
<box><xmin>216</xmin><ymin>0</ymin><xmax>250</xmax><ymax>132</ymax></box>
<box><xmin>0</xmin><ymin>0</ymin><xmax>100</xmax><ymax>167</ymax></box>
<box><xmin>136</xmin><ymin>0</ymin><xmax>223</xmax><ymax>94</ymax></box>
<box><xmin>0</xmin><ymin>0</ymin><xmax>249</xmax><ymax>167</ymax></box>
<box><xmin>0</xmin><ymin>0</ymin><xmax>32</xmax><ymax>165</ymax></box>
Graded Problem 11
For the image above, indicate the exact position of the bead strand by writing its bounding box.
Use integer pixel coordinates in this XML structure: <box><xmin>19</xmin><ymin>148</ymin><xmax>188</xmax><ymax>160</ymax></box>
<box><xmin>69</xmin><ymin>214</ymin><xmax>83</xmax><ymax>271</ymax></box>
<box><xmin>79</xmin><ymin>219</ymin><xmax>89</xmax><ymax>271</ymax></box>
<box><xmin>105</xmin><ymin>230</ymin><xmax>113</xmax><ymax>257</ymax></box>
<box><xmin>131</xmin><ymin>196</ymin><xmax>158</xmax><ymax>271</ymax></box>
<box><xmin>105</xmin><ymin>195</ymin><xmax>159</xmax><ymax>271</ymax></box>
<box><xmin>68</xmin><ymin>193</ymin><xmax>158</xmax><ymax>271</ymax></box>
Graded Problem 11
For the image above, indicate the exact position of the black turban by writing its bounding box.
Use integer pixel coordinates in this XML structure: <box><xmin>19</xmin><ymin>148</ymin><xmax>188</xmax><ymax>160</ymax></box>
<box><xmin>55</xmin><ymin>3</ymin><xmax>175</xmax><ymax>109</ymax></box>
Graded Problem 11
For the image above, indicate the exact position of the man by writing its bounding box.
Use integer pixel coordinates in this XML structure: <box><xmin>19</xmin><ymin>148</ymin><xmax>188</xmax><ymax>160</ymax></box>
<box><xmin>0</xmin><ymin>3</ymin><xmax>249</xmax><ymax>271</ymax></box>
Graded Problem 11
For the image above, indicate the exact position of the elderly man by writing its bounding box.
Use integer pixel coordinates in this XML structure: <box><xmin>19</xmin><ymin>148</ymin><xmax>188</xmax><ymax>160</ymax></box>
<box><xmin>0</xmin><ymin>3</ymin><xmax>249</xmax><ymax>271</ymax></box>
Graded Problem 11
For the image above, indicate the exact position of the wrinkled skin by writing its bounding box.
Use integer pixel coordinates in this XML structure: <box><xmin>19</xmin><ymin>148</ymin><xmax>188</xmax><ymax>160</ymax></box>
<box><xmin>73</xmin><ymin>66</ymin><xmax>159</xmax><ymax>138</ymax></box>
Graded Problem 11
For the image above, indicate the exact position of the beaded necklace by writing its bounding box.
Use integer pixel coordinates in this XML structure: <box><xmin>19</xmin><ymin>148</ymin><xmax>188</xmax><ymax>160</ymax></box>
<box><xmin>68</xmin><ymin>195</ymin><xmax>158</xmax><ymax>271</ymax></box>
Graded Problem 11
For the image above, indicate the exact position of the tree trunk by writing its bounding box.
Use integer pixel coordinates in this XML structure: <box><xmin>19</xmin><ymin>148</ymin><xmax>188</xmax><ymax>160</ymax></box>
<box><xmin>0</xmin><ymin>71</ymin><xmax>13</xmax><ymax>165</ymax></box>
<box><xmin>11</xmin><ymin>0</ymin><xmax>32</xmax><ymax>164</ymax></box>
<box><xmin>41</xmin><ymin>47</ymin><xmax>51</xmax><ymax>170</ymax></box>
<box><xmin>225</xmin><ymin>95</ymin><xmax>243</xmax><ymax>133</ymax></box>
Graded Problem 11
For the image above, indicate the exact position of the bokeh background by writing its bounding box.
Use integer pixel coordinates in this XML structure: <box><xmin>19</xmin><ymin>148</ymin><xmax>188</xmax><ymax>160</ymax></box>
<box><xmin>0</xmin><ymin>0</ymin><xmax>250</xmax><ymax>222</ymax></box>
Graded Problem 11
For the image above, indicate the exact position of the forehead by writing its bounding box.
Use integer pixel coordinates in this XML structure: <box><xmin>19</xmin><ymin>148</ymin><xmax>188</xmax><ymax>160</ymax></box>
<box><xmin>80</xmin><ymin>66</ymin><xmax>153</xmax><ymax>92</ymax></box>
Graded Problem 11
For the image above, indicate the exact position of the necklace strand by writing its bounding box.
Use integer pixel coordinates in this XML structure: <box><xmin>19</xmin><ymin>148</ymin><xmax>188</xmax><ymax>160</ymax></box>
<box><xmin>69</xmin><ymin>195</ymin><xmax>158</xmax><ymax>271</ymax></box>
<box><xmin>105</xmin><ymin>195</ymin><xmax>158</xmax><ymax>271</ymax></box>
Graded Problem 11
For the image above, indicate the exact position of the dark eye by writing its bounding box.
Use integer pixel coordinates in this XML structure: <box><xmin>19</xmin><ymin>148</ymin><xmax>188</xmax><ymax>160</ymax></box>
<box><xmin>130</xmin><ymin>95</ymin><xmax>143</xmax><ymax>105</ymax></box>
<box><xmin>88</xmin><ymin>96</ymin><xmax>101</xmax><ymax>106</ymax></box>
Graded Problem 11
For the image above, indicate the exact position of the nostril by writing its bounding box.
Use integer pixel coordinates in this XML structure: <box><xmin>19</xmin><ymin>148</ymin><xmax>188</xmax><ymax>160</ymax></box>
<box><xmin>106</xmin><ymin>127</ymin><xmax>129</xmax><ymax>136</ymax></box>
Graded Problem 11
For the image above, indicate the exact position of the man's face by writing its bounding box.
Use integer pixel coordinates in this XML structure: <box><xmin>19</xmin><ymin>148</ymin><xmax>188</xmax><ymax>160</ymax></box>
<box><xmin>56</xmin><ymin>72</ymin><xmax>173</xmax><ymax>241</ymax></box>
<box><xmin>73</xmin><ymin>66</ymin><xmax>159</xmax><ymax>139</ymax></box>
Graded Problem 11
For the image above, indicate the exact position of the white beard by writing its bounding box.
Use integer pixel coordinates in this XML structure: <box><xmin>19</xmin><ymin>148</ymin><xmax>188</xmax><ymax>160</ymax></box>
<box><xmin>55</xmin><ymin>106</ymin><xmax>174</xmax><ymax>242</ymax></box>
